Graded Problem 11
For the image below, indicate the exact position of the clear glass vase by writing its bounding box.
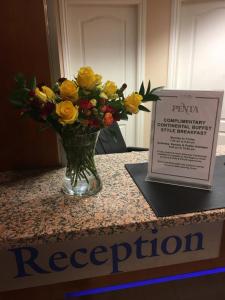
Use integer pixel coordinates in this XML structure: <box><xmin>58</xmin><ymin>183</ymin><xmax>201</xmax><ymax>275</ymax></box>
<box><xmin>61</xmin><ymin>131</ymin><xmax>102</xmax><ymax>196</ymax></box>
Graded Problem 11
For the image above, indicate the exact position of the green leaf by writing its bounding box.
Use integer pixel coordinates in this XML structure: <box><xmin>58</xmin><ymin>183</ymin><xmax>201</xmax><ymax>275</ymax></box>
<box><xmin>11</xmin><ymin>88</ymin><xmax>30</xmax><ymax>101</ymax></box>
<box><xmin>14</xmin><ymin>73</ymin><xmax>26</xmax><ymax>88</ymax></box>
<box><xmin>139</xmin><ymin>82</ymin><xmax>145</xmax><ymax>96</ymax></box>
<box><xmin>142</xmin><ymin>94</ymin><xmax>160</xmax><ymax>102</ymax></box>
<box><xmin>10</xmin><ymin>98</ymin><xmax>25</xmax><ymax>108</ymax></box>
<box><xmin>140</xmin><ymin>82</ymin><xmax>163</xmax><ymax>103</ymax></box>
<box><xmin>151</xmin><ymin>86</ymin><xmax>164</xmax><ymax>93</ymax></box>
<box><xmin>28</xmin><ymin>77</ymin><xmax>37</xmax><ymax>90</ymax></box>
<box><xmin>10</xmin><ymin>74</ymin><xmax>31</xmax><ymax>110</ymax></box>
<box><xmin>53</xmin><ymin>83</ymin><xmax>60</xmax><ymax>93</ymax></box>
<box><xmin>146</xmin><ymin>80</ymin><xmax>151</xmax><ymax>95</ymax></box>
<box><xmin>119</xmin><ymin>113</ymin><xmax>129</xmax><ymax>120</ymax></box>
<box><xmin>138</xmin><ymin>81</ymin><xmax>163</xmax><ymax>103</ymax></box>
<box><xmin>139</xmin><ymin>104</ymin><xmax>150</xmax><ymax>112</ymax></box>
<box><xmin>55</xmin><ymin>94</ymin><xmax>62</xmax><ymax>103</ymax></box>
<box><xmin>109</xmin><ymin>99</ymin><xmax>124</xmax><ymax>110</ymax></box>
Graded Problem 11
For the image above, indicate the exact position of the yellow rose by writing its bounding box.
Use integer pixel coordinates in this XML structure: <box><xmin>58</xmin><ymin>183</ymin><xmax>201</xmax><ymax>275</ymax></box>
<box><xmin>103</xmin><ymin>80</ymin><xmax>117</xmax><ymax>98</ymax></box>
<box><xmin>42</xmin><ymin>86</ymin><xmax>55</xmax><ymax>101</ymax></box>
<box><xmin>56</xmin><ymin>100</ymin><xmax>79</xmax><ymax>125</ymax></box>
<box><xmin>124</xmin><ymin>93</ymin><xmax>143</xmax><ymax>114</ymax></box>
<box><xmin>95</xmin><ymin>74</ymin><xmax>102</xmax><ymax>85</ymax></box>
<box><xmin>35</xmin><ymin>86</ymin><xmax>55</xmax><ymax>102</ymax></box>
<box><xmin>59</xmin><ymin>80</ymin><xmax>79</xmax><ymax>102</ymax></box>
<box><xmin>35</xmin><ymin>87</ymin><xmax>47</xmax><ymax>102</ymax></box>
<box><xmin>77</xmin><ymin>66</ymin><xmax>102</xmax><ymax>90</ymax></box>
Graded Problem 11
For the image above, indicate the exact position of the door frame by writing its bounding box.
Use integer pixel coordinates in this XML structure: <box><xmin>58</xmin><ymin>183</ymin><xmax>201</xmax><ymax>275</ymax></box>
<box><xmin>46</xmin><ymin>0</ymin><xmax>147</xmax><ymax>150</ymax></box>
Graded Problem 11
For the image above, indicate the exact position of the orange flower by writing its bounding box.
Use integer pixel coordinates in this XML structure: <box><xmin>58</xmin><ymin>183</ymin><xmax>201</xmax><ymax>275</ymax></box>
<box><xmin>103</xmin><ymin>112</ymin><xmax>114</xmax><ymax>126</ymax></box>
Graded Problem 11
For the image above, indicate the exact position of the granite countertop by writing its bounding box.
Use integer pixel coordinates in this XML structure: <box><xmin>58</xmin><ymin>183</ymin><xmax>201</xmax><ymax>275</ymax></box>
<box><xmin>0</xmin><ymin>146</ymin><xmax>225</xmax><ymax>250</ymax></box>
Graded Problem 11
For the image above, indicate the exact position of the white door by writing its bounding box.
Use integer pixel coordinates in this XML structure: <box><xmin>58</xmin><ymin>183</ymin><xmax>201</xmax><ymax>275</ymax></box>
<box><xmin>169</xmin><ymin>0</ymin><xmax>225</xmax><ymax>145</ymax></box>
<box><xmin>58</xmin><ymin>0</ymin><xmax>139</xmax><ymax>146</ymax></box>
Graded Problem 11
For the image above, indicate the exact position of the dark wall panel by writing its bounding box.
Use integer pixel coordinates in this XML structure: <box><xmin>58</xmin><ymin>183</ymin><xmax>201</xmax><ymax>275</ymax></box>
<box><xmin>0</xmin><ymin>0</ymin><xmax>59</xmax><ymax>171</ymax></box>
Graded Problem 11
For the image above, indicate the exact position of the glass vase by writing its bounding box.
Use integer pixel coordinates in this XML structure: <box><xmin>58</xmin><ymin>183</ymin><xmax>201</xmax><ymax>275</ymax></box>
<box><xmin>61</xmin><ymin>131</ymin><xmax>102</xmax><ymax>196</ymax></box>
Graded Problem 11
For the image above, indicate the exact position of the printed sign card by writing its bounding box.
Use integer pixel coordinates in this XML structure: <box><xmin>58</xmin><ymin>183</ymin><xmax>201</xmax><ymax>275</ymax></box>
<box><xmin>147</xmin><ymin>90</ymin><xmax>223</xmax><ymax>189</ymax></box>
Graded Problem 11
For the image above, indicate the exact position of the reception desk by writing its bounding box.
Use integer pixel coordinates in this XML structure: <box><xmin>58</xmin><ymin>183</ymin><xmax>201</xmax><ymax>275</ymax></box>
<box><xmin>1</xmin><ymin>147</ymin><xmax>225</xmax><ymax>299</ymax></box>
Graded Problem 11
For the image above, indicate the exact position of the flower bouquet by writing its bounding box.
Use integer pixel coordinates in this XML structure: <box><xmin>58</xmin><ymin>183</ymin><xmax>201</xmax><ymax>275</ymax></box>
<box><xmin>10</xmin><ymin>66</ymin><xmax>161</xmax><ymax>196</ymax></box>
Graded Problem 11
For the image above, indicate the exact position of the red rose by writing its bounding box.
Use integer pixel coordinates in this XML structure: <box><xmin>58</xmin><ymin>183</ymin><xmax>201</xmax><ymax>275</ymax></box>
<box><xmin>88</xmin><ymin>119</ymin><xmax>100</xmax><ymax>128</ymax></box>
<box><xmin>105</xmin><ymin>105</ymin><xmax>116</xmax><ymax>113</ymax></box>
<box><xmin>40</xmin><ymin>102</ymin><xmax>55</xmax><ymax>119</ymax></box>
<box><xmin>98</xmin><ymin>98</ymin><xmax>106</xmax><ymax>105</ymax></box>
<box><xmin>100</xmin><ymin>105</ymin><xmax>107</xmax><ymax>112</ymax></box>
<box><xmin>79</xmin><ymin>99</ymin><xmax>93</xmax><ymax>110</ymax></box>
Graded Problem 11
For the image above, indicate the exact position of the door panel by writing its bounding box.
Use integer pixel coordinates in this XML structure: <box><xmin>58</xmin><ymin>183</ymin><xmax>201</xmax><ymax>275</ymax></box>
<box><xmin>60</xmin><ymin>1</ymin><xmax>138</xmax><ymax>146</ymax></box>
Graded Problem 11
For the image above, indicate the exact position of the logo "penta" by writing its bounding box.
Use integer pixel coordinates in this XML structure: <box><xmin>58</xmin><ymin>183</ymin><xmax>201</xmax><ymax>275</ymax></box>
<box><xmin>172</xmin><ymin>103</ymin><xmax>199</xmax><ymax>114</ymax></box>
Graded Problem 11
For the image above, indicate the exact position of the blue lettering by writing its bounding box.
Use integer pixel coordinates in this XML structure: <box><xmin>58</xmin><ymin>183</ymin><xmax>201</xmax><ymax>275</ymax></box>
<box><xmin>9</xmin><ymin>230</ymin><xmax>205</xmax><ymax>278</ymax></box>
<box><xmin>49</xmin><ymin>251</ymin><xmax>68</xmax><ymax>272</ymax></box>
<box><xmin>150</xmin><ymin>238</ymin><xmax>159</xmax><ymax>257</ymax></box>
<box><xmin>111</xmin><ymin>242</ymin><xmax>132</xmax><ymax>273</ymax></box>
<box><xmin>9</xmin><ymin>247</ymin><xmax>49</xmax><ymax>278</ymax></box>
<box><xmin>90</xmin><ymin>246</ymin><xmax>108</xmax><ymax>266</ymax></box>
<box><xmin>150</xmin><ymin>228</ymin><xmax>159</xmax><ymax>257</ymax></box>
<box><xmin>134</xmin><ymin>237</ymin><xmax>148</xmax><ymax>259</ymax></box>
<box><xmin>184</xmin><ymin>232</ymin><xmax>204</xmax><ymax>252</ymax></box>
<box><xmin>161</xmin><ymin>236</ymin><xmax>182</xmax><ymax>255</ymax></box>
<box><xmin>70</xmin><ymin>248</ymin><xmax>88</xmax><ymax>268</ymax></box>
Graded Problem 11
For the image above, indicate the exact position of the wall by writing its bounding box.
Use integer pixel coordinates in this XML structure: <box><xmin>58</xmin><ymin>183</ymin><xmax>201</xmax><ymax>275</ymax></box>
<box><xmin>144</xmin><ymin>0</ymin><xmax>172</xmax><ymax>147</ymax></box>
<box><xmin>0</xmin><ymin>0</ymin><xmax>59</xmax><ymax>171</ymax></box>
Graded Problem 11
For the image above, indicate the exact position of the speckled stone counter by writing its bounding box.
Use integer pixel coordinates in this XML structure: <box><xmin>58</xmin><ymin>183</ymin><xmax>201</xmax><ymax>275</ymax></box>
<box><xmin>1</xmin><ymin>146</ymin><xmax>225</xmax><ymax>250</ymax></box>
